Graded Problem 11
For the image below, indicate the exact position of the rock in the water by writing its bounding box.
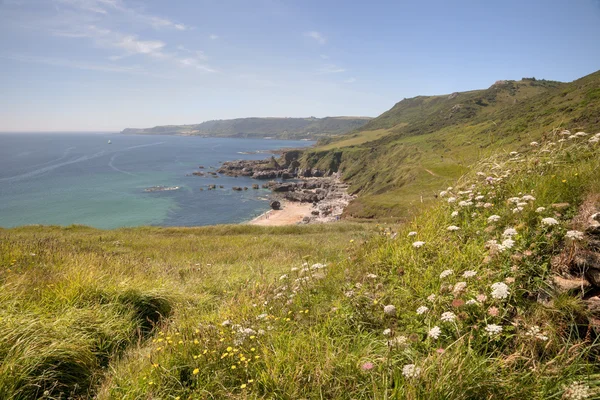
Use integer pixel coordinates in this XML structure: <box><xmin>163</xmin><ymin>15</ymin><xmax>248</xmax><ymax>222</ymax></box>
<box><xmin>270</xmin><ymin>200</ymin><xmax>281</xmax><ymax>210</ymax></box>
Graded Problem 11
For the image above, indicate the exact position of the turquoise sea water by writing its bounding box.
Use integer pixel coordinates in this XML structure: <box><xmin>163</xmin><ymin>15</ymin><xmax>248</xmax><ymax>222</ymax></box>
<box><xmin>0</xmin><ymin>133</ymin><xmax>314</xmax><ymax>229</ymax></box>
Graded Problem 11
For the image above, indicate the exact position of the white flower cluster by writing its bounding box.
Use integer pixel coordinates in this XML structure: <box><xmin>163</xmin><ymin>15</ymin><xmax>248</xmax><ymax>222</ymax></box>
<box><xmin>453</xmin><ymin>281</ymin><xmax>467</xmax><ymax>294</ymax></box>
<box><xmin>447</xmin><ymin>225</ymin><xmax>460</xmax><ymax>231</ymax></box>
<box><xmin>502</xmin><ymin>228</ymin><xmax>518</xmax><ymax>237</ymax></box>
<box><xmin>535</xmin><ymin>207</ymin><xmax>546</xmax><ymax>213</ymax></box>
<box><xmin>440</xmin><ymin>269</ymin><xmax>454</xmax><ymax>279</ymax></box>
<box><xmin>416</xmin><ymin>306</ymin><xmax>429</xmax><ymax>315</ymax></box>
<box><xmin>541</xmin><ymin>217</ymin><xmax>559</xmax><ymax>226</ymax></box>
<box><xmin>490</xmin><ymin>282</ymin><xmax>510</xmax><ymax>299</ymax></box>
<box><xmin>412</xmin><ymin>241</ymin><xmax>425</xmax><ymax>248</ymax></box>
<box><xmin>525</xmin><ymin>325</ymin><xmax>548</xmax><ymax>341</ymax></box>
<box><xmin>487</xmin><ymin>215</ymin><xmax>501</xmax><ymax>223</ymax></box>
<box><xmin>462</xmin><ymin>270</ymin><xmax>477</xmax><ymax>278</ymax></box>
<box><xmin>428</xmin><ymin>326</ymin><xmax>441</xmax><ymax>339</ymax></box>
<box><xmin>565</xmin><ymin>230</ymin><xmax>584</xmax><ymax>240</ymax></box>
<box><xmin>440</xmin><ymin>311</ymin><xmax>456</xmax><ymax>322</ymax></box>
<box><xmin>484</xmin><ymin>324</ymin><xmax>503</xmax><ymax>337</ymax></box>
<box><xmin>562</xmin><ymin>381</ymin><xmax>591</xmax><ymax>400</ymax></box>
<box><xmin>402</xmin><ymin>364</ymin><xmax>421</xmax><ymax>379</ymax></box>
<box><xmin>408</xmin><ymin>231</ymin><xmax>417</xmax><ymax>237</ymax></box>
<box><xmin>384</xmin><ymin>304</ymin><xmax>397</xmax><ymax>316</ymax></box>
<box><xmin>427</xmin><ymin>294</ymin><xmax>436</xmax><ymax>302</ymax></box>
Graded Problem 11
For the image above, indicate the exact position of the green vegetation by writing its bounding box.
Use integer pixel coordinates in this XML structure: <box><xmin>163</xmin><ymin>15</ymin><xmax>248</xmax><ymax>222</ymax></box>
<box><xmin>121</xmin><ymin>116</ymin><xmax>372</xmax><ymax>141</ymax></box>
<box><xmin>2</xmin><ymin>132</ymin><xmax>600</xmax><ymax>398</ymax></box>
<box><xmin>302</xmin><ymin>71</ymin><xmax>600</xmax><ymax>220</ymax></box>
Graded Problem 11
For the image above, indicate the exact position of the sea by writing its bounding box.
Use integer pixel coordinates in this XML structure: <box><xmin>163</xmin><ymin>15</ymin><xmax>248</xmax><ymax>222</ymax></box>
<box><xmin>0</xmin><ymin>133</ymin><xmax>314</xmax><ymax>229</ymax></box>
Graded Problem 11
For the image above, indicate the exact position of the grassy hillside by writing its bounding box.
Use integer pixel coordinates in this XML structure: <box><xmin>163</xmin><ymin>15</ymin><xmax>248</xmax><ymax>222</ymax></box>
<box><xmin>1</xmin><ymin>131</ymin><xmax>599</xmax><ymax>399</ymax></box>
<box><xmin>121</xmin><ymin>116</ymin><xmax>372</xmax><ymax>141</ymax></box>
<box><xmin>303</xmin><ymin>72</ymin><xmax>600</xmax><ymax>220</ymax></box>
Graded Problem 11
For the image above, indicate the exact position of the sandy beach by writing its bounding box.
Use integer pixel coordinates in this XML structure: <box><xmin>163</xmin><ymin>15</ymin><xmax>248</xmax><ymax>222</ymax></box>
<box><xmin>249</xmin><ymin>201</ymin><xmax>313</xmax><ymax>226</ymax></box>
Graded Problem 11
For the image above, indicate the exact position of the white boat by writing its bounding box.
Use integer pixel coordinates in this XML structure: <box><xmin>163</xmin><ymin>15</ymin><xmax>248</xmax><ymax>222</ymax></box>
<box><xmin>107</xmin><ymin>140</ymin><xmax>112</xmax><ymax>144</ymax></box>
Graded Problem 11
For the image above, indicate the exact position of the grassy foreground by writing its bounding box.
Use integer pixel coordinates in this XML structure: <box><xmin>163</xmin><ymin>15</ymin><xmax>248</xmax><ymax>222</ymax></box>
<box><xmin>2</xmin><ymin>131</ymin><xmax>600</xmax><ymax>399</ymax></box>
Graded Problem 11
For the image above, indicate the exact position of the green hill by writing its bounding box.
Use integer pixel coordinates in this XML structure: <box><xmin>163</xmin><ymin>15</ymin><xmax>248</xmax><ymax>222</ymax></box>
<box><xmin>301</xmin><ymin>71</ymin><xmax>600</xmax><ymax>219</ymax></box>
<box><xmin>121</xmin><ymin>116</ymin><xmax>372</xmax><ymax>140</ymax></box>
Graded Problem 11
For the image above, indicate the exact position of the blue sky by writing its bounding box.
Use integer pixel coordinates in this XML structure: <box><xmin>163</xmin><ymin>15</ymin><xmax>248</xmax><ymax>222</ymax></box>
<box><xmin>1</xmin><ymin>0</ymin><xmax>600</xmax><ymax>132</ymax></box>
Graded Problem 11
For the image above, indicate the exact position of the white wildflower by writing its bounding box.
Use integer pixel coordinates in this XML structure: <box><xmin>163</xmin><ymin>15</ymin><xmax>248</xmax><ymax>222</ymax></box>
<box><xmin>279</xmin><ymin>274</ymin><xmax>288</xmax><ymax>280</ymax></box>
<box><xmin>440</xmin><ymin>269</ymin><xmax>454</xmax><ymax>279</ymax></box>
<box><xmin>466</xmin><ymin>299</ymin><xmax>479</xmax><ymax>306</ymax></box>
<box><xmin>384</xmin><ymin>304</ymin><xmax>397</xmax><ymax>317</ymax></box>
<box><xmin>428</xmin><ymin>326</ymin><xmax>441</xmax><ymax>339</ymax></box>
<box><xmin>512</xmin><ymin>206</ymin><xmax>524</xmax><ymax>213</ymax></box>
<box><xmin>427</xmin><ymin>294</ymin><xmax>436</xmax><ymax>302</ymax></box>
<box><xmin>475</xmin><ymin>195</ymin><xmax>485</xmax><ymax>201</ymax></box>
<box><xmin>447</xmin><ymin>197</ymin><xmax>457</xmax><ymax>203</ymax></box>
<box><xmin>565</xmin><ymin>230</ymin><xmax>585</xmax><ymax>240</ymax></box>
<box><xmin>502</xmin><ymin>228</ymin><xmax>518</xmax><ymax>237</ymax></box>
<box><xmin>451</xmin><ymin>211</ymin><xmax>459</xmax><ymax>217</ymax></box>
<box><xmin>439</xmin><ymin>190</ymin><xmax>448</xmax><ymax>197</ymax></box>
<box><xmin>366</xmin><ymin>273</ymin><xmax>378</xmax><ymax>279</ymax></box>
<box><xmin>485</xmin><ymin>324</ymin><xmax>503</xmax><ymax>337</ymax></box>
<box><xmin>412</xmin><ymin>241</ymin><xmax>425</xmax><ymax>248</ymax></box>
<box><xmin>487</xmin><ymin>215</ymin><xmax>501</xmax><ymax>223</ymax></box>
<box><xmin>462</xmin><ymin>270</ymin><xmax>477</xmax><ymax>278</ymax></box>
<box><xmin>447</xmin><ymin>225</ymin><xmax>460</xmax><ymax>232</ymax></box>
<box><xmin>389</xmin><ymin>335</ymin><xmax>408</xmax><ymax>347</ymax></box>
<box><xmin>541</xmin><ymin>217</ymin><xmax>559</xmax><ymax>226</ymax></box>
<box><xmin>525</xmin><ymin>325</ymin><xmax>548</xmax><ymax>341</ymax></box>
<box><xmin>517</xmin><ymin>202</ymin><xmax>528</xmax><ymax>207</ymax></box>
<box><xmin>483</xmin><ymin>202</ymin><xmax>494</xmax><ymax>208</ymax></box>
<box><xmin>535</xmin><ymin>207</ymin><xmax>546</xmax><ymax>213</ymax></box>
<box><xmin>458</xmin><ymin>200</ymin><xmax>473</xmax><ymax>207</ymax></box>
<box><xmin>453</xmin><ymin>282</ymin><xmax>467</xmax><ymax>294</ymax></box>
<box><xmin>416</xmin><ymin>306</ymin><xmax>429</xmax><ymax>315</ymax></box>
<box><xmin>311</xmin><ymin>263</ymin><xmax>326</xmax><ymax>270</ymax></box>
<box><xmin>530</xmin><ymin>141</ymin><xmax>539</xmax><ymax>146</ymax></box>
<box><xmin>290</xmin><ymin>267</ymin><xmax>299</xmax><ymax>272</ymax></box>
<box><xmin>402</xmin><ymin>364</ymin><xmax>421</xmax><ymax>379</ymax></box>
<box><xmin>508</xmin><ymin>197</ymin><xmax>520</xmax><ymax>204</ymax></box>
<box><xmin>344</xmin><ymin>290</ymin><xmax>355</xmax><ymax>298</ymax></box>
<box><xmin>440</xmin><ymin>311</ymin><xmax>456</xmax><ymax>322</ymax></box>
<box><xmin>221</xmin><ymin>320</ymin><xmax>232</xmax><ymax>327</ymax></box>
<box><xmin>408</xmin><ymin>231</ymin><xmax>418</xmax><ymax>237</ymax></box>
<box><xmin>383</xmin><ymin>328</ymin><xmax>392</xmax><ymax>336</ymax></box>
<box><xmin>562</xmin><ymin>381</ymin><xmax>590</xmax><ymax>400</ymax></box>
<box><xmin>490</xmin><ymin>282</ymin><xmax>510</xmax><ymax>299</ymax></box>
<box><xmin>502</xmin><ymin>238</ymin><xmax>515</xmax><ymax>249</ymax></box>
<box><xmin>522</xmin><ymin>194</ymin><xmax>536</xmax><ymax>201</ymax></box>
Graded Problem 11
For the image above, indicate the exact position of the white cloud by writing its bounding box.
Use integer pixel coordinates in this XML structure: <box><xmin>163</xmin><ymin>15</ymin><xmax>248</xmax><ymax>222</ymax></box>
<box><xmin>115</xmin><ymin>35</ymin><xmax>166</xmax><ymax>57</ymax></box>
<box><xmin>344</xmin><ymin>77</ymin><xmax>357</xmax><ymax>83</ymax></box>
<box><xmin>209</xmin><ymin>34</ymin><xmax>219</xmax><ymax>40</ymax></box>
<box><xmin>318</xmin><ymin>64</ymin><xmax>345</xmax><ymax>74</ymax></box>
<box><xmin>304</xmin><ymin>31</ymin><xmax>325</xmax><ymax>45</ymax></box>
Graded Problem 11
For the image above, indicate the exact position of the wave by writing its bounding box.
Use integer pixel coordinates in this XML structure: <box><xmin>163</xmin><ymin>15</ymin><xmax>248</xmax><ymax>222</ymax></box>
<box><xmin>108</xmin><ymin>153</ymin><xmax>137</xmax><ymax>176</ymax></box>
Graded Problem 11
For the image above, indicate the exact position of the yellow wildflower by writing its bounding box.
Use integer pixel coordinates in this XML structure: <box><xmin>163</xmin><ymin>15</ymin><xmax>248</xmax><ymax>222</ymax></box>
<box><xmin>193</xmin><ymin>368</ymin><xmax>199</xmax><ymax>375</ymax></box>
<box><xmin>240</xmin><ymin>384</ymin><xmax>247</xmax><ymax>389</ymax></box>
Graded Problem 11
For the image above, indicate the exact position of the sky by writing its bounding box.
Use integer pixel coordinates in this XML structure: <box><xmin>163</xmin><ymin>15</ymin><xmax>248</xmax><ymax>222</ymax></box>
<box><xmin>1</xmin><ymin>0</ymin><xmax>600</xmax><ymax>132</ymax></box>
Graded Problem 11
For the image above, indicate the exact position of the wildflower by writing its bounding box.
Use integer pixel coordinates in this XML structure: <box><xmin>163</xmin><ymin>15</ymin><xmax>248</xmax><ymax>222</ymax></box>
<box><xmin>440</xmin><ymin>312</ymin><xmax>456</xmax><ymax>322</ymax></box>
<box><xmin>366</xmin><ymin>273</ymin><xmax>378</xmax><ymax>279</ymax></box>
<box><xmin>453</xmin><ymin>282</ymin><xmax>467</xmax><ymax>294</ymax></box>
<box><xmin>476</xmin><ymin>294</ymin><xmax>488</xmax><ymax>302</ymax></box>
<box><xmin>439</xmin><ymin>190</ymin><xmax>448</xmax><ymax>197</ymax></box>
<box><xmin>475</xmin><ymin>195</ymin><xmax>485</xmax><ymax>201</ymax></box>
<box><xmin>412</xmin><ymin>241</ymin><xmax>425</xmax><ymax>248</ymax></box>
<box><xmin>490</xmin><ymin>282</ymin><xmax>510</xmax><ymax>299</ymax></box>
<box><xmin>402</xmin><ymin>364</ymin><xmax>421</xmax><ymax>379</ymax></box>
<box><xmin>458</xmin><ymin>200</ymin><xmax>473</xmax><ymax>207</ymax></box>
<box><xmin>487</xmin><ymin>215</ymin><xmax>501</xmax><ymax>223</ymax></box>
<box><xmin>462</xmin><ymin>270</ymin><xmax>477</xmax><ymax>278</ymax></box>
<box><xmin>389</xmin><ymin>336</ymin><xmax>408</xmax><ymax>346</ymax></box>
<box><xmin>505</xmin><ymin>277</ymin><xmax>515</xmax><ymax>284</ymax></box>
<box><xmin>525</xmin><ymin>325</ymin><xmax>548</xmax><ymax>341</ymax></box>
<box><xmin>565</xmin><ymin>230</ymin><xmax>585</xmax><ymax>240</ymax></box>
<box><xmin>416</xmin><ymin>306</ymin><xmax>429</xmax><ymax>315</ymax></box>
<box><xmin>512</xmin><ymin>207</ymin><xmax>523</xmax><ymax>213</ymax></box>
<box><xmin>562</xmin><ymin>381</ymin><xmax>590</xmax><ymax>400</ymax></box>
<box><xmin>483</xmin><ymin>202</ymin><xmax>494</xmax><ymax>208</ymax></box>
<box><xmin>408</xmin><ymin>231</ymin><xmax>417</xmax><ymax>237</ymax></box>
<box><xmin>447</xmin><ymin>197</ymin><xmax>457</xmax><ymax>203</ymax></box>
<box><xmin>487</xmin><ymin>306</ymin><xmax>499</xmax><ymax>317</ymax></box>
<box><xmin>427</xmin><ymin>294</ymin><xmax>436</xmax><ymax>302</ymax></box>
<box><xmin>503</xmin><ymin>228</ymin><xmax>518</xmax><ymax>237</ymax></box>
<box><xmin>484</xmin><ymin>324</ymin><xmax>503</xmax><ymax>337</ymax></box>
<box><xmin>530</xmin><ymin>141</ymin><xmax>539</xmax><ymax>146</ymax></box>
<box><xmin>193</xmin><ymin>368</ymin><xmax>200</xmax><ymax>375</ymax></box>
<box><xmin>501</xmin><ymin>238</ymin><xmax>515</xmax><ymax>249</ymax></box>
<box><xmin>447</xmin><ymin>225</ymin><xmax>460</xmax><ymax>232</ymax></box>
<box><xmin>311</xmin><ymin>263</ymin><xmax>326</xmax><ymax>270</ymax></box>
<box><xmin>279</xmin><ymin>274</ymin><xmax>288</xmax><ymax>280</ymax></box>
<box><xmin>383</xmin><ymin>328</ymin><xmax>392</xmax><ymax>336</ymax></box>
<box><xmin>240</xmin><ymin>384</ymin><xmax>247</xmax><ymax>389</ymax></box>
<box><xmin>535</xmin><ymin>207</ymin><xmax>546</xmax><ymax>213</ymax></box>
<box><xmin>541</xmin><ymin>217</ymin><xmax>559</xmax><ymax>226</ymax></box>
<box><xmin>384</xmin><ymin>304</ymin><xmax>397</xmax><ymax>317</ymax></box>
<box><xmin>451</xmin><ymin>211</ymin><xmax>459</xmax><ymax>217</ymax></box>
<box><xmin>361</xmin><ymin>362</ymin><xmax>374</xmax><ymax>371</ymax></box>
<box><xmin>466</xmin><ymin>299</ymin><xmax>478</xmax><ymax>306</ymax></box>
<box><xmin>221</xmin><ymin>320</ymin><xmax>232</xmax><ymax>327</ymax></box>
<box><xmin>508</xmin><ymin>197</ymin><xmax>520</xmax><ymax>204</ymax></box>
<box><xmin>428</xmin><ymin>326</ymin><xmax>441</xmax><ymax>339</ymax></box>
<box><xmin>440</xmin><ymin>269</ymin><xmax>454</xmax><ymax>279</ymax></box>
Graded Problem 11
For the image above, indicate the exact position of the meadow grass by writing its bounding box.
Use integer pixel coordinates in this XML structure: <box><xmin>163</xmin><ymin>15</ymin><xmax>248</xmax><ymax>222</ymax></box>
<box><xmin>2</xmin><ymin>132</ymin><xmax>600</xmax><ymax>399</ymax></box>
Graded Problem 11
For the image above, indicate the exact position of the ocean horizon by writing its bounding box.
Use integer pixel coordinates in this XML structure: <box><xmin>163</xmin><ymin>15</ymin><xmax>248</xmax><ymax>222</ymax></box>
<box><xmin>0</xmin><ymin>133</ymin><xmax>314</xmax><ymax>229</ymax></box>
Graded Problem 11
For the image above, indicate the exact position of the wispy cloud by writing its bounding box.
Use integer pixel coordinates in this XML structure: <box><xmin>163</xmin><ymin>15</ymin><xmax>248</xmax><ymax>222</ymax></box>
<box><xmin>344</xmin><ymin>77</ymin><xmax>356</xmax><ymax>83</ymax></box>
<box><xmin>304</xmin><ymin>31</ymin><xmax>325</xmax><ymax>45</ymax></box>
<box><xmin>0</xmin><ymin>53</ymin><xmax>170</xmax><ymax>78</ymax></box>
<box><xmin>209</xmin><ymin>34</ymin><xmax>219</xmax><ymax>40</ymax></box>
<box><xmin>318</xmin><ymin>64</ymin><xmax>346</xmax><ymax>74</ymax></box>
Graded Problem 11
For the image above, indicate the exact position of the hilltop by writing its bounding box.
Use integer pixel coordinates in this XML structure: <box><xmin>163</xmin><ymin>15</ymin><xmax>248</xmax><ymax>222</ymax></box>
<box><xmin>121</xmin><ymin>116</ymin><xmax>372</xmax><ymax>141</ymax></box>
<box><xmin>301</xmin><ymin>72</ymin><xmax>600</xmax><ymax>219</ymax></box>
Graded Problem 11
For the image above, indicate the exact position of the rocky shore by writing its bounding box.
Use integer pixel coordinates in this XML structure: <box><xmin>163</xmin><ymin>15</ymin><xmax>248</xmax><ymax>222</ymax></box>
<box><xmin>218</xmin><ymin>152</ymin><xmax>354</xmax><ymax>224</ymax></box>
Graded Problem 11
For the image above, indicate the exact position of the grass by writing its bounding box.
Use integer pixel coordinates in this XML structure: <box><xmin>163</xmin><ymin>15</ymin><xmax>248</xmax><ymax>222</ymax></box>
<box><xmin>301</xmin><ymin>71</ymin><xmax>600</xmax><ymax>219</ymax></box>
<box><xmin>1</xmin><ymin>132</ymin><xmax>600</xmax><ymax>398</ymax></box>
